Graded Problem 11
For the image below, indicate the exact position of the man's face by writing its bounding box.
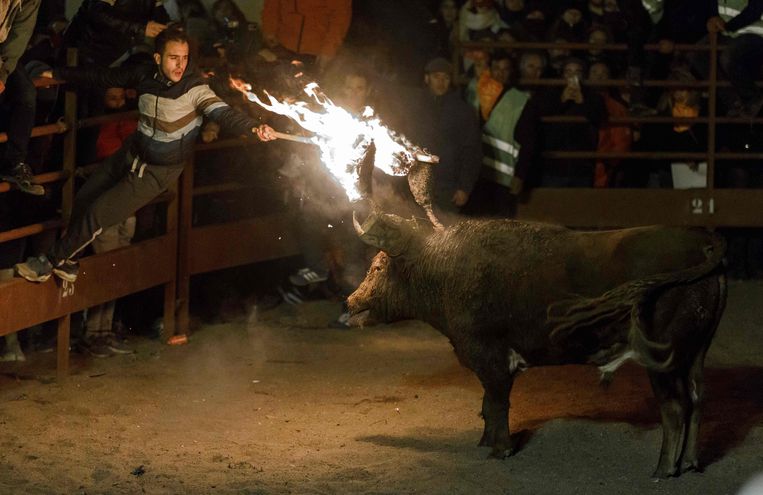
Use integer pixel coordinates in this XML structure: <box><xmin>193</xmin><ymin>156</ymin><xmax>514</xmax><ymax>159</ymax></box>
<box><xmin>521</xmin><ymin>54</ymin><xmax>543</xmax><ymax>80</ymax></box>
<box><xmin>340</xmin><ymin>75</ymin><xmax>370</xmax><ymax>113</ymax></box>
<box><xmin>440</xmin><ymin>0</ymin><xmax>458</xmax><ymax>23</ymax></box>
<box><xmin>491</xmin><ymin>59</ymin><xmax>512</xmax><ymax>85</ymax></box>
<box><xmin>588</xmin><ymin>62</ymin><xmax>610</xmax><ymax>82</ymax></box>
<box><xmin>425</xmin><ymin>71</ymin><xmax>451</xmax><ymax>96</ymax></box>
<box><xmin>505</xmin><ymin>0</ymin><xmax>524</xmax><ymax>12</ymax></box>
<box><xmin>154</xmin><ymin>40</ymin><xmax>189</xmax><ymax>83</ymax></box>
<box><xmin>104</xmin><ymin>87</ymin><xmax>126</xmax><ymax>109</ymax></box>
<box><xmin>562</xmin><ymin>62</ymin><xmax>584</xmax><ymax>82</ymax></box>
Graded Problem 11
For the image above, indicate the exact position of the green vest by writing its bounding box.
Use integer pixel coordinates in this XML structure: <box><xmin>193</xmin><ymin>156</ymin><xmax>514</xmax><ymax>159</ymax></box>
<box><xmin>718</xmin><ymin>0</ymin><xmax>763</xmax><ymax>36</ymax></box>
<box><xmin>481</xmin><ymin>88</ymin><xmax>529</xmax><ymax>187</ymax></box>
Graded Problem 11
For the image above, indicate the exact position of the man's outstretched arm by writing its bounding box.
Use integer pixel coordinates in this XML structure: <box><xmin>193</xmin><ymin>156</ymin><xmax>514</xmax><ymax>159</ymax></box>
<box><xmin>42</xmin><ymin>65</ymin><xmax>148</xmax><ymax>90</ymax></box>
<box><xmin>192</xmin><ymin>85</ymin><xmax>276</xmax><ymax>141</ymax></box>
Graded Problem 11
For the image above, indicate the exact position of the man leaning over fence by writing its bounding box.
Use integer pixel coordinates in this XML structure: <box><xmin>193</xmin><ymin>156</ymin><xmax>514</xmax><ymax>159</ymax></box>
<box><xmin>14</xmin><ymin>25</ymin><xmax>278</xmax><ymax>284</ymax></box>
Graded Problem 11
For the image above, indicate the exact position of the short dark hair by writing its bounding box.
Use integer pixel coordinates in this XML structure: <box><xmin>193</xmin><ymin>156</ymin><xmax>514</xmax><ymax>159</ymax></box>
<box><xmin>155</xmin><ymin>24</ymin><xmax>190</xmax><ymax>55</ymax></box>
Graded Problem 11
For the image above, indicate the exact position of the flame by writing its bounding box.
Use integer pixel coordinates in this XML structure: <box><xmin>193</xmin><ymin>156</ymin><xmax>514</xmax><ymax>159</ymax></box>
<box><xmin>230</xmin><ymin>78</ymin><xmax>427</xmax><ymax>202</ymax></box>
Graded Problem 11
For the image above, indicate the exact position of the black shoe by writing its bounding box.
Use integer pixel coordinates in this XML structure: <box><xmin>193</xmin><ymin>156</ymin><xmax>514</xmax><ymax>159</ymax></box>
<box><xmin>289</xmin><ymin>267</ymin><xmax>329</xmax><ymax>286</ymax></box>
<box><xmin>105</xmin><ymin>335</ymin><xmax>134</xmax><ymax>354</ymax></box>
<box><xmin>15</xmin><ymin>255</ymin><xmax>54</xmax><ymax>282</ymax></box>
<box><xmin>81</xmin><ymin>337</ymin><xmax>113</xmax><ymax>358</ymax></box>
<box><xmin>277</xmin><ymin>284</ymin><xmax>305</xmax><ymax>305</ymax></box>
<box><xmin>0</xmin><ymin>163</ymin><xmax>44</xmax><ymax>196</ymax></box>
<box><xmin>52</xmin><ymin>259</ymin><xmax>79</xmax><ymax>283</ymax></box>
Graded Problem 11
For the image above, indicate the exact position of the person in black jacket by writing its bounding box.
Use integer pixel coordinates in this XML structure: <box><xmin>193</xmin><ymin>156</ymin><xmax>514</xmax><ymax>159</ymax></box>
<box><xmin>15</xmin><ymin>25</ymin><xmax>277</xmax><ymax>283</ymax></box>
<box><xmin>65</xmin><ymin>0</ymin><xmax>170</xmax><ymax>68</ymax></box>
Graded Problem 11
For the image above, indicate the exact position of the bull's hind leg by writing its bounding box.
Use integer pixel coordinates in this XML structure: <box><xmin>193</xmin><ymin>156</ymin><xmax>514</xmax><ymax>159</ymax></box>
<box><xmin>648</xmin><ymin>370</ymin><xmax>690</xmax><ymax>478</ymax></box>
<box><xmin>679</xmin><ymin>356</ymin><xmax>706</xmax><ymax>473</ymax></box>
<box><xmin>478</xmin><ymin>376</ymin><xmax>516</xmax><ymax>458</ymax></box>
<box><xmin>681</xmin><ymin>275</ymin><xmax>726</xmax><ymax>474</ymax></box>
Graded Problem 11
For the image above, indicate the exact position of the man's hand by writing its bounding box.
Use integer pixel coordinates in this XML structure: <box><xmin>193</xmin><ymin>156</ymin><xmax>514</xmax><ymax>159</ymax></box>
<box><xmin>561</xmin><ymin>84</ymin><xmax>583</xmax><ymax>104</ymax></box>
<box><xmin>40</xmin><ymin>70</ymin><xmax>53</xmax><ymax>79</ymax></box>
<box><xmin>657</xmin><ymin>39</ymin><xmax>675</xmax><ymax>55</ymax></box>
<box><xmin>509</xmin><ymin>176</ymin><xmax>523</xmax><ymax>195</ymax></box>
<box><xmin>253</xmin><ymin>124</ymin><xmax>277</xmax><ymax>141</ymax></box>
<box><xmin>145</xmin><ymin>21</ymin><xmax>167</xmax><ymax>38</ymax></box>
<box><xmin>452</xmin><ymin>189</ymin><xmax>469</xmax><ymax>207</ymax></box>
<box><xmin>707</xmin><ymin>16</ymin><xmax>726</xmax><ymax>33</ymax></box>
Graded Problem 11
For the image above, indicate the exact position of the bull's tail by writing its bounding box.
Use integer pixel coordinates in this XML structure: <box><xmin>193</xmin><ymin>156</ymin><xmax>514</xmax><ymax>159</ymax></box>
<box><xmin>548</xmin><ymin>232</ymin><xmax>726</xmax><ymax>370</ymax></box>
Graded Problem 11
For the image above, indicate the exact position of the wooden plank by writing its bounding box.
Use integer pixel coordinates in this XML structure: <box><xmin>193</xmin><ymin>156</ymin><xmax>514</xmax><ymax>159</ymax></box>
<box><xmin>188</xmin><ymin>214</ymin><xmax>300</xmax><ymax>275</ymax></box>
<box><xmin>514</xmin><ymin>188</ymin><xmax>763</xmax><ymax>227</ymax></box>
<box><xmin>0</xmin><ymin>234</ymin><xmax>175</xmax><ymax>336</ymax></box>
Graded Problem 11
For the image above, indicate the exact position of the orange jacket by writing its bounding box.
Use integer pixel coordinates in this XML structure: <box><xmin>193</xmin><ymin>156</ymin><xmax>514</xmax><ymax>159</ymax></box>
<box><xmin>262</xmin><ymin>0</ymin><xmax>352</xmax><ymax>58</ymax></box>
<box><xmin>595</xmin><ymin>93</ymin><xmax>632</xmax><ymax>187</ymax></box>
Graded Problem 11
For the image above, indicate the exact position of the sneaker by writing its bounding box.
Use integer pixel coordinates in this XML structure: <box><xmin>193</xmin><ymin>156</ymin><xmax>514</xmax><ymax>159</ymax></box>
<box><xmin>277</xmin><ymin>284</ymin><xmax>305</xmax><ymax>305</ymax></box>
<box><xmin>0</xmin><ymin>163</ymin><xmax>45</xmax><ymax>196</ymax></box>
<box><xmin>81</xmin><ymin>337</ymin><xmax>113</xmax><ymax>358</ymax></box>
<box><xmin>52</xmin><ymin>259</ymin><xmax>79</xmax><ymax>283</ymax></box>
<box><xmin>15</xmin><ymin>255</ymin><xmax>54</xmax><ymax>282</ymax></box>
<box><xmin>289</xmin><ymin>267</ymin><xmax>329</xmax><ymax>286</ymax></box>
<box><xmin>106</xmin><ymin>335</ymin><xmax>134</xmax><ymax>354</ymax></box>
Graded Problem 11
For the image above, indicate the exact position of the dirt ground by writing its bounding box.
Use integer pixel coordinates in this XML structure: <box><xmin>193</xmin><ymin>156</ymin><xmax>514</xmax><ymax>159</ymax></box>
<box><xmin>1</xmin><ymin>280</ymin><xmax>762</xmax><ymax>495</ymax></box>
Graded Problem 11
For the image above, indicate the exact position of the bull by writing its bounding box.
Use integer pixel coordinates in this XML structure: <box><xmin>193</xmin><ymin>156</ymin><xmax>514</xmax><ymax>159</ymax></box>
<box><xmin>347</xmin><ymin>212</ymin><xmax>726</xmax><ymax>478</ymax></box>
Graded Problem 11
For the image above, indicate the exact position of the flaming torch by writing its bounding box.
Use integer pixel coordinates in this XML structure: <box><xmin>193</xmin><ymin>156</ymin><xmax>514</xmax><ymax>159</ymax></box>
<box><xmin>230</xmin><ymin>78</ymin><xmax>438</xmax><ymax>202</ymax></box>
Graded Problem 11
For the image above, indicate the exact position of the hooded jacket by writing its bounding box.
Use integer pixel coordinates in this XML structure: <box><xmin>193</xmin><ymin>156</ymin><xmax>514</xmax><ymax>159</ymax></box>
<box><xmin>54</xmin><ymin>63</ymin><xmax>259</xmax><ymax>166</ymax></box>
<box><xmin>0</xmin><ymin>0</ymin><xmax>40</xmax><ymax>83</ymax></box>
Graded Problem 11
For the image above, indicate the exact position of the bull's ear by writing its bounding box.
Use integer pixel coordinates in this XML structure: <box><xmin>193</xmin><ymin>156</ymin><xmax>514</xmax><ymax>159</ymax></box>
<box><xmin>353</xmin><ymin>211</ymin><xmax>420</xmax><ymax>257</ymax></box>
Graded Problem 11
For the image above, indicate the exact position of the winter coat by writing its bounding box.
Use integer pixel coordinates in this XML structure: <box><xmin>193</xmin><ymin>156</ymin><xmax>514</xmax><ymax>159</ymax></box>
<box><xmin>261</xmin><ymin>0</ymin><xmax>352</xmax><ymax>58</ymax></box>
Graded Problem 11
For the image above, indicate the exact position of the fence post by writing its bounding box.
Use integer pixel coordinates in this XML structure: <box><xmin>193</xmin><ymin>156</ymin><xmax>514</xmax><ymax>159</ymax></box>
<box><xmin>162</xmin><ymin>177</ymin><xmax>179</xmax><ymax>340</ymax></box>
<box><xmin>56</xmin><ymin>314</ymin><xmax>71</xmax><ymax>380</ymax></box>
<box><xmin>706</xmin><ymin>32</ymin><xmax>718</xmax><ymax>227</ymax></box>
<box><xmin>175</xmin><ymin>154</ymin><xmax>195</xmax><ymax>335</ymax></box>
<box><xmin>61</xmin><ymin>48</ymin><xmax>78</xmax><ymax>222</ymax></box>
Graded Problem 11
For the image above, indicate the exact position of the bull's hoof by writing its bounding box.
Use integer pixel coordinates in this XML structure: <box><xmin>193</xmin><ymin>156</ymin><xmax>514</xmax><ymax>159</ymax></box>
<box><xmin>680</xmin><ymin>460</ymin><xmax>702</xmax><ymax>474</ymax></box>
<box><xmin>651</xmin><ymin>465</ymin><xmax>679</xmax><ymax>480</ymax></box>
<box><xmin>478</xmin><ymin>435</ymin><xmax>490</xmax><ymax>447</ymax></box>
<box><xmin>487</xmin><ymin>446</ymin><xmax>515</xmax><ymax>459</ymax></box>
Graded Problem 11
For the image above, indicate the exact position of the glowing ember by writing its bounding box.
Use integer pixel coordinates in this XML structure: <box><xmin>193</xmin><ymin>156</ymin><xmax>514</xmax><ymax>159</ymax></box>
<box><xmin>231</xmin><ymin>78</ymin><xmax>435</xmax><ymax>202</ymax></box>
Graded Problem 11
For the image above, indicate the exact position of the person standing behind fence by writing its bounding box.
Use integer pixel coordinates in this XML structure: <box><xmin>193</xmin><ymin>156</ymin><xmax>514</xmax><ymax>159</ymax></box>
<box><xmin>14</xmin><ymin>25</ymin><xmax>278</xmax><ymax>284</ymax></box>
<box><xmin>80</xmin><ymin>87</ymin><xmax>139</xmax><ymax>358</ymax></box>
<box><xmin>705</xmin><ymin>0</ymin><xmax>763</xmax><ymax>118</ymax></box>
<box><xmin>0</xmin><ymin>0</ymin><xmax>43</xmax><ymax>196</ymax></box>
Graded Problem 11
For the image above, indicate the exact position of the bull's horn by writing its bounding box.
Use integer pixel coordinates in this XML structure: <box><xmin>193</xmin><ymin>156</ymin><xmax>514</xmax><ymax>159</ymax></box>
<box><xmin>352</xmin><ymin>211</ymin><xmax>365</xmax><ymax>236</ymax></box>
<box><xmin>353</xmin><ymin>211</ymin><xmax>417</xmax><ymax>257</ymax></box>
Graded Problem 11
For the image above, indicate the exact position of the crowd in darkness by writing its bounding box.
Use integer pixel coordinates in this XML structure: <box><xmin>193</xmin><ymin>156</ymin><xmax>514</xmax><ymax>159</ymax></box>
<box><xmin>1</xmin><ymin>0</ymin><xmax>763</xmax><ymax>360</ymax></box>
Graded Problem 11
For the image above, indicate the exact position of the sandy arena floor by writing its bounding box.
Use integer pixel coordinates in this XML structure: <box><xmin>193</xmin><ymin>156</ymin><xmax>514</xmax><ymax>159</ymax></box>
<box><xmin>1</xmin><ymin>280</ymin><xmax>762</xmax><ymax>495</ymax></box>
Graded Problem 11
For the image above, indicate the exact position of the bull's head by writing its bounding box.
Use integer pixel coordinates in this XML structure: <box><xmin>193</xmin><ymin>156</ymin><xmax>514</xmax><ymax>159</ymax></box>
<box><xmin>347</xmin><ymin>211</ymin><xmax>428</xmax><ymax>324</ymax></box>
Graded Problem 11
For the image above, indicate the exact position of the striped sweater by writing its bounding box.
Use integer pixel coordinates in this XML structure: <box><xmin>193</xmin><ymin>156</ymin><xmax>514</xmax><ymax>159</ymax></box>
<box><xmin>55</xmin><ymin>64</ymin><xmax>259</xmax><ymax>165</ymax></box>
